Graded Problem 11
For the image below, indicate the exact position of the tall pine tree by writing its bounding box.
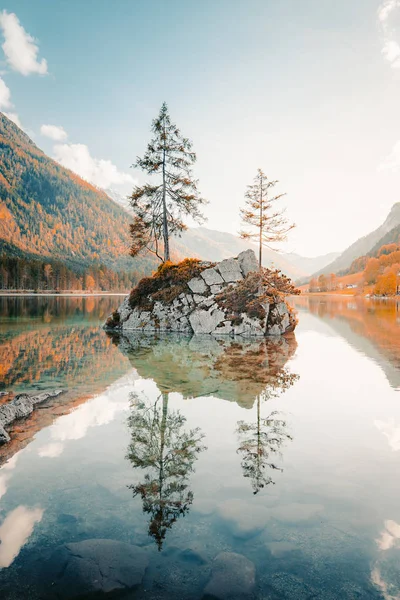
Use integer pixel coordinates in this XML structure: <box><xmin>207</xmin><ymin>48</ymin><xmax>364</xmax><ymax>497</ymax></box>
<box><xmin>240</xmin><ymin>169</ymin><xmax>295</xmax><ymax>268</ymax></box>
<box><xmin>129</xmin><ymin>102</ymin><xmax>207</xmax><ymax>263</ymax></box>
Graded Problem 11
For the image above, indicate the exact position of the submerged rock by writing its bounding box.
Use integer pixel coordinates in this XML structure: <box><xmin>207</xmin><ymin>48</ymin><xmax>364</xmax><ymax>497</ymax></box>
<box><xmin>105</xmin><ymin>250</ymin><xmax>297</xmax><ymax>337</ymax></box>
<box><xmin>0</xmin><ymin>390</ymin><xmax>64</xmax><ymax>445</ymax></box>
<box><xmin>203</xmin><ymin>551</ymin><xmax>256</xmax><ymax>599</ymax></box>
<box><xmin>43</xmin><ymin>538</ymin><xmax>148</xmax><ymax>598</ymax></box>
<box><xmin>179</xmin><ymin>541</ymin><xmax>209</xmax><ymax>565</ymax></box>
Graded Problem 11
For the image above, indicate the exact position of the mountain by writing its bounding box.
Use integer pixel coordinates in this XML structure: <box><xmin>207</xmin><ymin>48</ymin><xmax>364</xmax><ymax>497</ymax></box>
<box><xmin>368</xmin><ymin>223</ymin><xmax>400</xmax><ymax>256</ymax></box>
<box><xmin>103</xmin><ymin>192</ymin><xmax>321</xmax><ymax>279</ymax></box>
<box><xmin>310</xmin><ymin>203</ymin><xmax>400</xmax><ymax>279</ymax></box>
<box><xmin>0</xmin><ymin>112</ymin><xmax>155</xmax><ymax>279</ymax></box>
<box><xmin>285</xmin><ymin>251</ymin><xmax>340</xmax><ymax>277</ymax></box>
<box><xmin>175</xmin><ymin>227</ymin><xmax>336</xmax><ymax>280</ymax></box>
<box><xmin>0</xmin><ymin>112</ymin><xmax>336</xmax><ymax>286</ymax></box>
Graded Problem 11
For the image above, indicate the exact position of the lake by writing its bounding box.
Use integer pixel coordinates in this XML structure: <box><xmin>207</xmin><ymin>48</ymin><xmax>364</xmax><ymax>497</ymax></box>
<box><xmin>0</xmin><ymin>294</ymin><xmax>400</xmax><ymax>599</ymax></box>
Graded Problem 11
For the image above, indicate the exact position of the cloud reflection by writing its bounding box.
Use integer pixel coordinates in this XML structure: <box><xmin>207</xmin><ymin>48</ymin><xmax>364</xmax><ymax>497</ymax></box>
<box><xmin>375</xmin><ymin>419</ymin><xmax>400</xmax><ymax>451</ymax></box>
<box><xmin>0</xmin><ymin>452</ymin><xmax>23</xmax><ymax>501</ymax></box>
<box><xmin>36</xmin><ymin>372</ymin><xmax>137</xmax><ymax>459</ymax></box>
<box><xmin>377</xmin><ymin>520</ymin><xmax>400</xmax><ymax>551</ymax></box>
<box><xmin>0</xmin><ymin>506</ymin><xmax>43</xmax><ymax>568</ymax></box>
<box><xmin>372</xmin><ymin>520</ymin><xmax>400</xmax><ymax>599</ymax></box>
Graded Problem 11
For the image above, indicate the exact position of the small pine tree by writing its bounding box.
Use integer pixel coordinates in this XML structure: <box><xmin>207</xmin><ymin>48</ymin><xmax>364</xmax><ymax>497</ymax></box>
<box><xmin>240</xmin><ymin>169</ymin><xmax>295</xmax><ymax>268</ymax></box>
<box><xmin>129</xmin><ymin>102</ymin><xmax>207</xmax><ymax>263</ymax></box>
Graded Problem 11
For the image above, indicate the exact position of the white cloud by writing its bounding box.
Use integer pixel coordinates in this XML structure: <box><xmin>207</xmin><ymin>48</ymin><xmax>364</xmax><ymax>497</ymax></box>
<box><xmin>379</xmin><ymin>0</ymin><xmax>400</xmax><ymax>23</ymax></box>
<box><xmin>0</xmin><ymin>76</ymin><xmax>12</xmax><ymax>109</ymax></box>
<box><xmin>53</xmin><ymin>142</ymin><xmax>134</xmax><ymax>190</ymax></box>
<box><xmin>0</xmin><ymin>506</ymin><xmax>43</xmax><ymax>568</ymax></box>
<box><xmin>0</xmin><ymin>11</ymin><xmax>48</xmax><ymax>75</ymax></box>
<box><xmin>382</xmin><ymin>39</ymin><xmax>400</xmax><ymax>66</ymax></box>
<box><xmin>378</xmin><ymin>141</ymin><xmax>400</xmax><ymax>172</ymax></box>
<box><xmin>378</xmin><ymin>1</ymin><xmax>400</xmax><ymax>68</ymax></box>
<box><xmin>40</xmin><ymin>124</ymin><xmax>68</xmax><ymax>141</ymax></box>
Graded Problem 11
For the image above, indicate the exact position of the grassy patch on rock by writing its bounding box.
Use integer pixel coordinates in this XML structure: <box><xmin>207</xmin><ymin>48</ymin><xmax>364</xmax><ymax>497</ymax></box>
<box><xmin>129</xmin><ymin>258</ymin><xmax>213</xmax><ymax>311</ymax></box>
<box><xmin>216</xmin><ymin>269</ymin><xmax>300</xmax><ymax>325</ymax></box>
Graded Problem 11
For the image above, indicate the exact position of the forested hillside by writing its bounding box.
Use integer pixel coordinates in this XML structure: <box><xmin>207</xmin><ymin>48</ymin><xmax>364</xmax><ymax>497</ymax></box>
<box><xmin>0</xmin><ymin>112</ymin><xmax>329</xmax><ymax>290</ymax></box>
<box><xmin>309</xmin><ymin>203</ymin><xmax>400</xmax><ymax>279</ymax></box>
<box><xmin>308</xmin><ymin>234</ymin><xmax>400</xmax><ymax>297</ymax></box>
<box><xmin>0</xmin><ymin>112</ymin><xmax>156</xmax><ymax>289</ymax></box>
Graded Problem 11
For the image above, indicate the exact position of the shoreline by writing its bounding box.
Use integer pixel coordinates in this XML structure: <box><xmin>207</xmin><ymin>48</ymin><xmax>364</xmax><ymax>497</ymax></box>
<box><xmin>299</xmin><ymin>292</ymin><xmax>400</xmax><ymax>300</ymax></box>
<box><xmin>0</xmin><ymin>292</ymin><xmax>127</xmax><ymax>297</ymax></box>
<box><xmin>299</xmin><ymin>292</ymin><xmax>356</xmax><ymax>297</ymax></box>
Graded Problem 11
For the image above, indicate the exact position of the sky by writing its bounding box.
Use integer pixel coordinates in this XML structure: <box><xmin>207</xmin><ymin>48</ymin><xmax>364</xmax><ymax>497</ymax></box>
<box><xmin>1</xmin><ymin>0</ymin><xmax>400</xmax><ymax>257</ymax></box>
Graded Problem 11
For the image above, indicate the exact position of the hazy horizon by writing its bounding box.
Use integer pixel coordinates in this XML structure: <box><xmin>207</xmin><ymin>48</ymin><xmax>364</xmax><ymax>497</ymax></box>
<box><xmin>1</xmin><ymin>0</ymin><xmax>400</xmax><ymax>257</ymax></box>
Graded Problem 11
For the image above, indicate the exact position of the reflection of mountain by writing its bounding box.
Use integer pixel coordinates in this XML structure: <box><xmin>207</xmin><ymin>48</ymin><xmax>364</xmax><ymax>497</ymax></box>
<box><xmin>0</xmin><ymin>329</ymin><xmax>132</xmax><ymax>465</ymax></box>
<box><xmin>0</xmin><ymin>325</ymin><xmax>125</xmax><ymax>391</ymax></box>
<box><xmin>0</xmin><ymin>296</ymin><xmax>132</xmax><ymax>465</ymax></box>
<box><xmin>112</xmin><ymin>333</ymin><xmax>298</xmax><ymax>409</ymax></box>
<box><xmin>0</xmin><ymin>294</ymin><xmax>120</xmax><ymax>325</ymax></box>
<box><xmin>293</xmin><ymin>296</ymin><xmax>400</xmax><ymax>389</ymax></box>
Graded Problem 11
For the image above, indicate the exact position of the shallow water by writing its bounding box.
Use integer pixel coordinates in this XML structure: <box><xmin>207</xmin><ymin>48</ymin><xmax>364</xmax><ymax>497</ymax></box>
<box><xmin>1</xmin><ymin>295</ymin><xmax>400</xmax><ymax>598</ymax></box>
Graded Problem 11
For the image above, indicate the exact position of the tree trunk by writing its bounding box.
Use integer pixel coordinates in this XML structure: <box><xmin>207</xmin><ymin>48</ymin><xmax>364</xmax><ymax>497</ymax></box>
<box><xmin>162</xmin><ymin>124</ymin><xmax>170</xmax><ymax>263</ymax></box>
<box><xmin>256</xmin><ymin>394</ymin><xmax>261</xmax><ymax>493</ymax></box>
<box><xmin>156</xmin><ymin>392</ymin><xmax>169</xmax><ymax>550</ymax></box>
<box><xmin>259</xmin><ymin>176</ymin><xmax>263</xmax><ymax>269</ymax></box>
<box><xmin>159</xmin><ymin>393</ymin><xmax>169</xmax><ymax>494</ymax></box>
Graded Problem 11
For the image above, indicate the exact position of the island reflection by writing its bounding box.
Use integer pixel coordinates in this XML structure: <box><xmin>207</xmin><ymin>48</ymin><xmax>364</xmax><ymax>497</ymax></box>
<box><xmin>111</xmin><ymin>332</ymin><xmax>298</xmax><ymax>409</ymax></box>
<box><xmin>115</xmin><ymin>332</ymin><xmax>299</xmax><ymax>546</ymax></box>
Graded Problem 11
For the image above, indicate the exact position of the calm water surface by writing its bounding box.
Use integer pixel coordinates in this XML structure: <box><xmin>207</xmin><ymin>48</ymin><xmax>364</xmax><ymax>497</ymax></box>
<box><xmin>0</xmin><ymin>295</ymin><xmax>400</xmax><ymax>598</ymax></box>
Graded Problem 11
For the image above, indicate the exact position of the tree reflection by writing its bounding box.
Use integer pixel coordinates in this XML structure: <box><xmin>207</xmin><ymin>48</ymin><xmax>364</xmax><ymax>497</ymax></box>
<box><xmin>126</xmin><ymin>392</ymin><xmax>206</xmax><ymax>550</ymax></box>
<box><xmin>237</xmin><ymin>369</ymin><xmax>297</xmax><ymax>494</ymax></box>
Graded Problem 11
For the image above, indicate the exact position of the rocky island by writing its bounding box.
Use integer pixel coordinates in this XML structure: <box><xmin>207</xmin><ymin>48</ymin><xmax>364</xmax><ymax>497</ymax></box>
<box><xmin>104</xmin><ymin>250</ymin><xmax>298</xmax><ymax>337</ymax></box>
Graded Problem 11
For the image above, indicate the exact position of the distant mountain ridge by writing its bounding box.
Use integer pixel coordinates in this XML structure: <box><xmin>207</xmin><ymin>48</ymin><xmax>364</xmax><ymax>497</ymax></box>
<box><xmin>175</xmin><ymin>227</ymin><xmax>338</xmax><ymax>280</ymax></box>
<box><xmin>0</xmin><ymin>112</ymin><xmax>338</xmax><ymax>285</ymax></box>
<box><xmin>310</xmin><ymin>203</ymin><xmax>400</xmax><ymax>279</ymax></box>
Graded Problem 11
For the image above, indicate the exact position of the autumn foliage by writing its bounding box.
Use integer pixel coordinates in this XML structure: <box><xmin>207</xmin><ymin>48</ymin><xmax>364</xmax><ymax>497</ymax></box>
<box><xmin>129</xmin><ymin>258</ymin><xmax>211</xmax><ymax>311</ymax></box>
<box><xmin>309</xmin><ymin>242</ymin><xmax>400</xmax><ymax>297</ymax></box>
<box><xmin>216</xmin><ymin>268</ymin><xmax>300</xmax><ymax>324</ymax></box>
<box><xmin>0</xmin><ymin>113</ymin><xmax>157</xmax><ymax>290</ymax></box>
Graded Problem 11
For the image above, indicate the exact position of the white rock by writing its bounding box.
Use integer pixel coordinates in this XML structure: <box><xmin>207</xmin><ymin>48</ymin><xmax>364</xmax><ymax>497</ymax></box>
<box><xmin>187</xmin><ymin>277</ymin><xmax>208</xmax><ymax>294</ymax></box>
<box><xmin>201</xmin><ymin>267</ymin><xmax>224</xmax><ymax>286</ymax></box>
<box><xmin>202</xmin><ymin>297</ymin><xmax>216</xmax><ymax>308</ymax></box>
<box><xmin>217</xmin><ymin>258</ymin><xmax>243</xmax><ymax>283</ymax></box>
<box><xmin>237</xmin><ymin>249</ymin><xmax>259</xmax><ymax>276</ymax></box>
<box><xmin>117</xmin><ymin>296</ymin><xmax>131</xmax><ymax>322</ymax></box>
<box><xmin>210</xmin><ymin>284</ymin><xmax>223</xmax><ymax>294</ymax></box>
<box><xmin>189</xmin><ymin>308</ymin><xmax>225</xmax><ymax>334</ymax></box>
<box><xmin>215</xmin><ymin>321</ymin><xmax>234</xmax><ymax>335</ymax></box>
<box><xmin>107</xmin><ymin>250</ymin><xmax>294</xmax><ymax>338</ymax></box>
<box><xmin>277</xmin><ymin>301</ymin><xmax>288</xmax><ymax>315</ymax></box>
<box><xmin>281</xmin><ymin>313</ymin><xmax>290</xmax><ymax>331</ymax></box>
<box><xmin>267</xmin><ymin>323</ymin><xmax>281</xmax><ymax>336</ymax></box>
<box><xmin>122</xmin><ymin>309</ymin><xmax>143</xmax><ymax>330</ymax></box>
